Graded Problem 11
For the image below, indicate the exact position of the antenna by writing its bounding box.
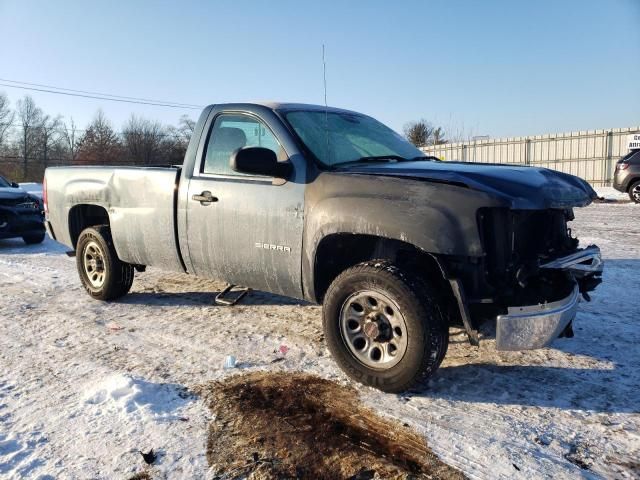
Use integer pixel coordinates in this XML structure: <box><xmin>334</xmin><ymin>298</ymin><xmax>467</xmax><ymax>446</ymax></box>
<box><xmin>322</xmin><ymin>44</ymin><xmax>330</xmax><ymax>163</ymax></box>
<box><xmin>322</xmin><ymin>44</ymin><xmax>328</xmax><ymax>108</ymax></box>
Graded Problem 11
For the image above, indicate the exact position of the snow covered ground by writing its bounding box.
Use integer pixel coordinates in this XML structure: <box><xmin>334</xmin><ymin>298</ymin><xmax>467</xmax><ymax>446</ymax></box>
<box><xmin>594</xmin><ymin>186</ymin><xmax>631</xmax><ymax>203</ymax></box>
<box><xmin>0</xmin><ymin>202</ymin><xmax>639</xmax><ymax>479</ymax></box>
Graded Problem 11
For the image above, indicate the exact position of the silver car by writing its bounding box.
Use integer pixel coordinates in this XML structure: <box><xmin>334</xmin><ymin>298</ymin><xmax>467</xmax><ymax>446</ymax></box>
<box><xmin>613</xmin><ymin>150</ymin><xmax>640</xmax><ymax>203</ymax></box>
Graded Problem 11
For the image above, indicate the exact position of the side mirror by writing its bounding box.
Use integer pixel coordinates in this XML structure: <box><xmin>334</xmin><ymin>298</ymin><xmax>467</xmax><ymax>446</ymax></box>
<box><xmin>11</xmin><ymin>182</ymin><xmax>19</xmax><ymax>188</ymax></box>
<box><xmin>230</xmin><ymin>147</ymin><xmax>292</xmax><ymax>179</ymax></box>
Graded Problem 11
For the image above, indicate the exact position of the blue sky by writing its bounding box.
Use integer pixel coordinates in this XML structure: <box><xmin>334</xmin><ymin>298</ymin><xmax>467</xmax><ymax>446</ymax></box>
<box><xmin>0</xmin><ymin>0</ymin><xmax>638</xmax><ymax>138</ymax></box>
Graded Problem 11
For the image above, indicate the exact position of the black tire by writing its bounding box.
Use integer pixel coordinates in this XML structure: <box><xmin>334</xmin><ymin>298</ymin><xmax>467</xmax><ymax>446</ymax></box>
<box><xmin>629</xmin><ymin>180</ymin><xmax>640</xmax><ymax>204</ymax></box>
<box><xmin>23</xmin><ymin>232</ymin><xmax>45</xmax><ymax>244</ymax></box>
<box><xmin>322</xmin><ymin>260</ymin><xmax>449</xmax><ymax>393</ymax></box>
<box><xmin>76</xmin><ymin>225</ymin><xmax>134</xmax><ymax>301</ymax></box>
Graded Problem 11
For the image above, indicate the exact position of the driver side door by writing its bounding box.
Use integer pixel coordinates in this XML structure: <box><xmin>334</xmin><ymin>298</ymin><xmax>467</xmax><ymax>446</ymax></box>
<box><xmin>185</xmin><ymin>111</ymin><xmax>304</xmax><ymax>298</ymax></box>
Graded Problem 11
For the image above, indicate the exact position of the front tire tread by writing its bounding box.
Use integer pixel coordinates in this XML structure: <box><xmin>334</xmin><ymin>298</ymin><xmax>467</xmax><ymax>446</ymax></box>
<box><xmin>323</xmin><ymin>260</ymin><xmax>448</xmax><ymax>393</ymax></box>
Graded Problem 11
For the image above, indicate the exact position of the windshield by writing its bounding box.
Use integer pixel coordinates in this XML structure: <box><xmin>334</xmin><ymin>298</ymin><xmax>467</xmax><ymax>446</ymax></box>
<box><xmin>0</xmin><ymin>176</ymin><xmax>10</xmax><ymax>188</ymax></box>
<box><xmin>284</xmin><ymin>110</ymin><xmax>425</xmax><ymax>167</ymax></box>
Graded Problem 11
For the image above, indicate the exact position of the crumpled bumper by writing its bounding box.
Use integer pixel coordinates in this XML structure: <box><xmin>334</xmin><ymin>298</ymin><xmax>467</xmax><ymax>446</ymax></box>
<box><xmin>496</xmin><ymin>283</ymin><xmax>580</xmax><ymax>350</ymax></box>
<box><xmin>538</xmin><ymin>245</ymin><xmax>603</xmax><ymax>277</ymax></box>
<box><xmin>495</xmin><ymin>246</ymin><xmax>603</xmax><ymax>351</ymax></box>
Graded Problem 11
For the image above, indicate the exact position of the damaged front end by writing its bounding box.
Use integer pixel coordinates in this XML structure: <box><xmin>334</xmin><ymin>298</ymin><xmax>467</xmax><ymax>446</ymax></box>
<box><xmin>495</xmin><ymin>245</ymin><xmax>602</xmax><ymax>350</ymax></box>
<box><xmin>449</xmin><ymin>207</ymin><xmax>603</xmax><ymax>351</ymax></box>
<box><xmin>0</xmin><ymin>194</ymin><xmax>45</xmax><ymax>240</ymax></box>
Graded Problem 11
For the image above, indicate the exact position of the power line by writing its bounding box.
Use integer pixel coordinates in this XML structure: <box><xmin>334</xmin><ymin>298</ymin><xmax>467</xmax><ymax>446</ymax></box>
<box><xmin>0</xmin><ymin>78</ymin><xmax>202</xmax><ymax>108</ymax></box>
<box><xmin>0</xmin><ymin>81</ymin><xmax>203</xmax><ymax>110</ymax></box>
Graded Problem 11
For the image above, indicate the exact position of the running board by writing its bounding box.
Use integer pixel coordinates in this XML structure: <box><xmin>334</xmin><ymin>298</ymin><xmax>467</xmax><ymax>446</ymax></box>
<box><xmin>215</xmin><ymin>284</ymin><xmax>251</xmax><ymax>306</ymax></box>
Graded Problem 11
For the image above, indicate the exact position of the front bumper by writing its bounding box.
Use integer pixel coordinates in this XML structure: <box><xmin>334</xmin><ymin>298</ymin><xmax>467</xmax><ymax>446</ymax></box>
<box><xmin>496</xmin><ymin>283</ymin><xmax>579</xmax><ymax>350</ymax></box>
<box><xmin>0</xmin><ymin>207</ymin><xmax>45</xmax><ymax>240</ymax></box>
<box><xmin>495</xmin><ymin>246</ymin><xmax>603</xmax><ymax>351</ymax></box>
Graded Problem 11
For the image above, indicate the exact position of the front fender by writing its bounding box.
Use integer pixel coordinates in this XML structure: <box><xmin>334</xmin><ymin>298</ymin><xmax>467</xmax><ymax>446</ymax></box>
<box><xmin>307</xmin><ymin>196</ymin><xmax>477</xmax><ymax>257</ymax></box>
<box><xmin>301</xmin><ymin>173</ymin><xmax>505</xmax><ymax>301</ymax></box>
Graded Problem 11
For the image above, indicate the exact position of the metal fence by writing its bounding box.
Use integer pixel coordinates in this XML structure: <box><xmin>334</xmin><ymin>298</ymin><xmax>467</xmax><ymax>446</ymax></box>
<box><xmin>422</xmin><ymin>126</ymin><xmax>640</xmax><ymax>187</ymax></box>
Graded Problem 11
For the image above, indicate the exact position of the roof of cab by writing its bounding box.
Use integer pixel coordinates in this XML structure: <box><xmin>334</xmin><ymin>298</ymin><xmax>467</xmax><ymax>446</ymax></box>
<box><xmin>207</xmin><ymin>102</ymin><xmax>364</xmax><ymax>116</ymax></box>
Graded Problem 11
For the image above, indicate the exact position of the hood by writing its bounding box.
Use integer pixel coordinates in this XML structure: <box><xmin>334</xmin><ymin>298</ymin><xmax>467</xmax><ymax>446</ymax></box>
<box><xmin>0</xmin><ymin>186</ymin><xmax>28</xmax><ymax>199</ymax></box>
<box><xmin>339</xmin><ymin>161</ymin><xmax>597</xmax><ymax>209</ymax></box>
<box><xmin>18</xmin><ymin>182</ymin><xmax>43</xmax><ymax>199</ymax></box>
<box><xmin>0</xmin><ymin>186</ymin><xmax>38</xmax><ymax>203</ymax></box>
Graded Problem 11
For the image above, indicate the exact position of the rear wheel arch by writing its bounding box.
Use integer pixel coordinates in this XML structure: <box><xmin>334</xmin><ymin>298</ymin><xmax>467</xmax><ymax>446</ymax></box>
<box><xmin>629</xmin><ymin>178</ymin><xmax>640</xmax><ymax>203</ymax></box>
<box><xmin>68</xmin><ymin>204</ymin><xmax>110</xmax><ymax>249</ymax></box>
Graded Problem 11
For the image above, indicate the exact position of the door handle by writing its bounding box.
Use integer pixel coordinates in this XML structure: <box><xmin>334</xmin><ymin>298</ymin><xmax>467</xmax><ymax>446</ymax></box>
<box><xmin>192</xmin><ymin>191</ymin><xmax>218</xmax><ymax>205</ymax></box>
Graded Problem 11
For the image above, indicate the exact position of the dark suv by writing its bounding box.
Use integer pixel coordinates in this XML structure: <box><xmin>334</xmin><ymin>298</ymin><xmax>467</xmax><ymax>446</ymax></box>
<box><xmin>614</xmin><ymin>150</ymin><xmax>640</xmax><ymax>203</ymax></box>
<box><xmin>0</xmin><ymin>175</ymin><xmax>46</xmax><ymax>244</ymax></box>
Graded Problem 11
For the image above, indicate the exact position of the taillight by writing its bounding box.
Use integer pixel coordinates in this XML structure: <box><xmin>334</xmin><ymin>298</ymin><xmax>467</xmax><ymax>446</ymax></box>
<box><xmin>43</xmin><ymin>177</ymin><xmax>48</xmax><ymax>215</ymax></box>
<box><xmin>617</xmin><ymin>163</ymin><xmax>629</xmax><ymax>171</ymax></box>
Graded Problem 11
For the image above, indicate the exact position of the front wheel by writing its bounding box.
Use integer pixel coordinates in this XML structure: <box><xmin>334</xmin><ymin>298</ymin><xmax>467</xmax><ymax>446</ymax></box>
<box><xmin>76</xmin><ymin>226</ymin><xmax>134</xmax><ymax>301</ymax></box>
<box><xmin>629</xmin><ymin>180</ymin><xmax>640</xmax><ymax>204</ymax></box>
<box><xmin>322</xmin><ymin>260</ymin><xmax>448</xmax><ymax>393</ymax></box>
<box><xmin>23</xmin><ymin>232</ymin><xmax>45</xmax><ymax>244</ymax></box>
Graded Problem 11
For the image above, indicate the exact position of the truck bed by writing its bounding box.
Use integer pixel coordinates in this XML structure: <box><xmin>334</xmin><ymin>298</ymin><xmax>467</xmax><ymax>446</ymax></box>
<box><xmin>45</xmin><ymin>166</ymin><xmax>185</xmax><ymax>272</ymax></box>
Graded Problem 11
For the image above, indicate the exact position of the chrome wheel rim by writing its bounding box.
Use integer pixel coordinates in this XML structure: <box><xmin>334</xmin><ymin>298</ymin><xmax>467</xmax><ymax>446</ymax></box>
<box><xmin>632</xmin><ymin>184</ymin><xmax>640</xmax><ymax>203</ymax></box>
<box><xmin>339</xmin><ymin>290</ymin><xmax>408</xmax><ymax>370</ymax></box>
<box><xmin>83</xmin><ymin>240</ymin><xmax>106</xmax><ymax>288</ymax></box>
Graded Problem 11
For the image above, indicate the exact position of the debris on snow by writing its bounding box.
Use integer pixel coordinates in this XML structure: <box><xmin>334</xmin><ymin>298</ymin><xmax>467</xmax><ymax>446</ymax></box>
<box><xmin>107</xmin><ymin>322</ymin><xmax>124</xmax><ymax>331</ymax></box>
<box><xmin>139</xmin><ymin>448</ymin><xmax>157</xmax><ymax>465</ymax></box>
<box><xmin>223</xmin><ymin>355</ymin><xmax>237</xmax><ymax>369</ymax></box>
<box><xmin>197</xmin><ymin>371</ymin><xmax>464</xmax><ymax>479</ymax></box>
<box><xmin>564</xmin><ymin>442</ymin><xmax>594</xmax><ymax>470</ymax></box>
<box><xmin>277</xmin><ymin>344</ymin><xmax>289</xmax><ymax>356</ymax></box>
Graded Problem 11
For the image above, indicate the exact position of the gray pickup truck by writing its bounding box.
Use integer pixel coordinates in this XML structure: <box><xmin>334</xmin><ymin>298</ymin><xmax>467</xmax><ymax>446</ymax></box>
<box><xmin>44</xmin><ymin>103</ymin><xmax>603</xmax><ymax>392</ymax></box>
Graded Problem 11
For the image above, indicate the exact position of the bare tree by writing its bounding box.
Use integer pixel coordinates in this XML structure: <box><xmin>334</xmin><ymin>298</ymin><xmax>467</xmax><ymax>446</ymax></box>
<box><xmin>122</xmin><ymin>115</ymin><xmax>165</xmax><ymax>165</ymax></box>
<box><xmin>404</xmin><ymin>119</ymin><xmax>434</xmax><ymax>148</ymax></box>
<box><xmin>76</xmin><ymin>110</ymin><xmax>122</xmax><ymax>165</ymax></box>
<box><xmin>432</xmin><ymin>127</ymin><xmax>447</xmax><ymax>145</ymax></box>
<box><xmin>0</xmin><ymin>92</ymin><xmax>14</xmax><ymax>148</ymax></box>
<box><xmin>178</xmin><ymin>114</ymin><xmax>195</xmax><ymax>138</ymax></box>
<box><xmin>38</xmin><ymin>114</ymin><xmax>62</xmax><ymax>169</ymax></box>
<box><xmin>59</xmin><ymin>117</ymin><xmax>80</xmax><ymax>163</ymax></box>
<box><xmin>16</xmin><ymin>96</ymin><xmax>43</xmax><ymax>180</ymax></box>
<box><xmin>2</xmin><ymin>101</ymin><xmax>201</xmax><ymax>177</ymax></box>
<box><xmin>157</xmin><ymin>114</ymin><xmax>196</xmax><ymax>165</ymax></box>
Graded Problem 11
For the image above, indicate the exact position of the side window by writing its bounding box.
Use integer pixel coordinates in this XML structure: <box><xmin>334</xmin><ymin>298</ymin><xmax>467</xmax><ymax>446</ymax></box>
<box><xmin>202</xmin><ymin>113</ymin><xmax>282</xmax><ymax>175</ymax></box>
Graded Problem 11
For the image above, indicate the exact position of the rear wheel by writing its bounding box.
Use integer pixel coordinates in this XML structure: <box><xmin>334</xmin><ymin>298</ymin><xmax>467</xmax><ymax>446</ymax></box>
<box><xmin>23</xmin><ymin>232</ymin><xmax>45</xmax><ymax>244</ymax></box>
<box><xmin>76</xmin><ymin>226</ymin><xmax>134</xmax><ymax>301</ymax></box>
<box><xmin>629</xmin><ymin>180</ymin><xmax>640</xmax><ymax>204</ymax></box>
<box><xmin>322</xmin><ymin>260</ymin><xmax>449</xmax><ymax>393</ymax></box>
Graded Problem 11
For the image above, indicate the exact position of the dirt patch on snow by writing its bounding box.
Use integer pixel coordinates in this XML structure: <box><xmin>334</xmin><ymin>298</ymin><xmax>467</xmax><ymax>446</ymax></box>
<box><xmin>198</xmin><ymin>372</ymin><xmax>464</xmax><ymax>479</ymax></box>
